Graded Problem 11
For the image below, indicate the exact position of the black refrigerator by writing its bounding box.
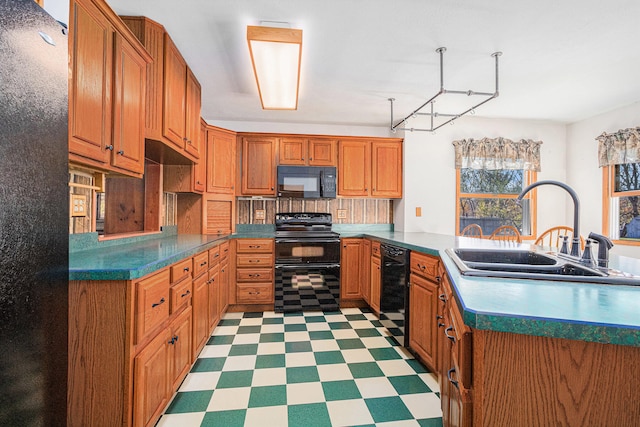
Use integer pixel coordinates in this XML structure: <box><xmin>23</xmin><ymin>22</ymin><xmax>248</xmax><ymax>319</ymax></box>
<box><xmin>0</xmin><ymin>1</ymin><xmax>69</xmax><ymax>425</ymax></box>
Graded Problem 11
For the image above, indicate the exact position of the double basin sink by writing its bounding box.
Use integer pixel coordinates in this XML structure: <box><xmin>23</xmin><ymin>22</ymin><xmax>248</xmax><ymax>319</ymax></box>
<box><xmin>446</xmin><ymin>248</ymin><xmax>640</xmax><ymax>286</ymax></box>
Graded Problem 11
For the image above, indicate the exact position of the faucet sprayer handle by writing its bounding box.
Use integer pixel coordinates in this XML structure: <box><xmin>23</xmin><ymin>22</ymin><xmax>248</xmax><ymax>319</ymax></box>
<box><xmin>588</xmin><ymin>232</ymin><xmax>614</xmax><ymax>268</ymax></box>
<box><xmin>559</xmin><ymin>235</ymin><xmax>569</xmax><ymax>254</ymax></box>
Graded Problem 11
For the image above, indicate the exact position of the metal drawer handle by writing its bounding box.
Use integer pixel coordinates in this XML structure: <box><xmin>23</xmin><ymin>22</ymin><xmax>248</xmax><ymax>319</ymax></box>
<box><xmin>181</xmin><ymin>290</ymin><xmax>191</xmax><ymax>298</ymax></box>
<box><xmin>183</xmin><ymin>267</ymin><xmax>190</xmax><ymax>272</ymax></box>
<box><xmin>248</xmin><ymin>274</ymin><xmax>261</xmax><ymax>277</ymax></box>
<box><xmin>445</xmin><ymin>326</ymin><xmax>456</xmax><ymax>343</ymax></box>
<box><xmin>214</xmin><ymin>253</ymin><xmax>220</xmax><ymax>258</ymax></box>
<box><xmin>151</xmin><ymin>298</ymin><xmax>165</xmax><ymax>308</ymax></box>
<box><xmin>438</xmin><ymin>293</ymin><xmax>447</xmax><ymax>302</ymax></box>
<box><xmin>248</xmin><ymin>260</ymin><xmax>261</xmax><ymax>263</ymax></box>
<box><xmin>447</xmin><ymin>368</ymin><xmax>459</xmax><ymax>389</ymax></box>
<box><xmin>436</xmin><ymin>315</ymin><xmax>445</xmax><ymax>328</ymax></box>
<box><xmin>248</xmin><ymin>291</ymin><xmax>261</xmax><ymax>295</ymax></box>
<box><xmin>248</xmin><ymin>245</ymin><xmax>261</xmax><ymax>248</ymax></box>
<box><xmin>200</xmin><ymin>261</ymin><xmax>208</xmax><ymax>267</ymax></box>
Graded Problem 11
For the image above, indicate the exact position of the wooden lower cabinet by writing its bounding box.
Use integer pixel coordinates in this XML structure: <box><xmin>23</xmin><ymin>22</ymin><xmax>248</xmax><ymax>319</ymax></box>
<box><xmin>370</xmin><ymin>255</ymin><xmax>381</xmax><ymax>313</ymax></box>
<box><xmin>234</xmin><ymin>239</ymin><xmax>274</xmax><ymax>306</ymax></box>
<box><xmin>69</xmin><ymin>246</ymin><xmax>227</xmax><ymax>427</ymax></box>
<box><xmin>340</xmin><ymin>238</ymin><xmax>363</xmax><ymax>301</ymax></box>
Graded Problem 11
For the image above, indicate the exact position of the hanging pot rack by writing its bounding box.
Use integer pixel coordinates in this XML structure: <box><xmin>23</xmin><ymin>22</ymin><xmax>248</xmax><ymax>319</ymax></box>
<box><xmin>389</xmin><ymin>47</ymin><xmax>502</xmax><ymax>133</ymax></box>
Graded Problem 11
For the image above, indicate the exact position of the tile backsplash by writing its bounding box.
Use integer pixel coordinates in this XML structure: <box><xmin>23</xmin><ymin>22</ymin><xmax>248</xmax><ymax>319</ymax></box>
<box><xmin>237</xmin><ymin>198</ymin><xmax>393</xmax><ymax>224</ymax></box>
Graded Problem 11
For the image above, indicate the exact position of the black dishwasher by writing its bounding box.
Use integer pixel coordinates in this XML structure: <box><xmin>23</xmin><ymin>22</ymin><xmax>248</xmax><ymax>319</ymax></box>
<box><xmin>380</xmin><ymin>244</ymin><xmax>410</xmax><ymax>346</ymax></box>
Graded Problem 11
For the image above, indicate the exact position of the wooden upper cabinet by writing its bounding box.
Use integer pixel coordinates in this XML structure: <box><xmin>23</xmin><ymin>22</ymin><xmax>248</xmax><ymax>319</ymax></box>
<box><xmin>162</xmin><ymin>33</ymin><xmax>187</xmax><ymax>151</ymax></box>
<box><xmin>278</xmin><ymin>137</ymin><xmax>336</xmax><ymax>166</ymax></box>
<box><xmin>69</xmin><ymin>0</ymin><xmax>113</xmax><ymax>166</ymax></box>
<box><xmin>338</xmin><ymin>140</ymin><xmax>370</xmax><ymax>196</ymax></box>
<box><xmin>278</xmin><ymin>137</ymin><xmax>306</xmax><ymax>165</ymax></box>
<box><xmin>111</xmin><ymin>32</ymin><xmax>147</xmax><ymax>175</ymax></box>
<box><xmin>371</xmin><ymin>140</ymin><xmax>402</xmax><ymax>198</ymax></box>
<box><xmin>308</xmin><ymin>138</ymin><xmax>337</xmax><ymax>166</ymax></box>
<box><xmin>240</xmin><ymin>136</ymin><xmax>277</xmax><ymax>196</ymax></box>
<box><xmin>184</xmin><ymin>69</ymin><xmax>201</xmax><ymax>159</ymax></box>
<box><xmin>338</xmin><ymin>138</ymin><xmax>402</xmax><ymax>198</ymax></box>
<box><xmin>69</xmin><ymin>0</ymin><xmax>151</xmax><ymax>177</ymax></box>
<box><xmin>207</xmin><ymin>126</ymin><xmax>236</xmax><ymax>195</ymax></box>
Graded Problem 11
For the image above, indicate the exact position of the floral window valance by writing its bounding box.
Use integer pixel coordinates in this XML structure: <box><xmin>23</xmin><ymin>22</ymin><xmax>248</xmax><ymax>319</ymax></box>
<box><xmin>596</xmin><ymin>127</ymin><xmax>640</xmax><ymax>167</ymax></box>
<box><xmin>452</xmin><ymin>137</ymin><xmax>542</xmax><ymax>171</ymax></box>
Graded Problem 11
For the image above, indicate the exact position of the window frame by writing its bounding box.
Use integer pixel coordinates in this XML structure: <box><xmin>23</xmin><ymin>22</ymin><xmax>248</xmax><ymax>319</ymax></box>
<box><xmin>602</xmin><ymin>165</ymin><xmax>640</xmax><ymax>246</ymax></box>
<box><xmin>455</xmin><ymin>168</ymin><xmax>538</xmax><ymax>238</ymax></box>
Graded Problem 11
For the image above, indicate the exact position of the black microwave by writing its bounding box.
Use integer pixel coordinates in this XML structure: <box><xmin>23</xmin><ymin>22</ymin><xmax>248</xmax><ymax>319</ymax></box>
<box><xmin>277</xmin><ymin>166</ymin><xmax>337</xmax><ymax>199</ymax></box>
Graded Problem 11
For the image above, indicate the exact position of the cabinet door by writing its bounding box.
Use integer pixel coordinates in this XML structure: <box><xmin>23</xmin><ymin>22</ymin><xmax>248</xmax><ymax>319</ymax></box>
<box><xmin>193</xmin><ymin>120</ymin><xmax>207</xmax><ymax>192</ymax></box>
<box><xmin>371</xmin><ymin>141</ymin><xmax>403</xmax><ymax>198</ymax></box>
<box><xmin>207</xmin><ymin>127</ymin><xmax>236</xmax><ymax>194</ymax></box>
<box><xmin>162</xmin><ymin>33</ymin><xmax>186</xmax><ymax>149</ymax></box>
<box><xmin>308</xmin><ymin>138</ymin><xmax>337</xmax><ymax>166</ymax></box>
<box><xmin>278</xmin><ymin>137</ymin><xmax>307</xmax><ymax>165</ymax></box>
<box><xmin>219</xmin><ymin>258</ymin><xmax>229</xmax><ymax>314</ymax></box>
<box><xmin>241</xmin><ymin>136</ymin><xmax>277</xmax><ymax>195</ymax></box>
<box><xmin>340</xmin><ymin>238</ymin><xmax>363</xmax><ymax>299</ymax></box>
<box><xmin>69</xmin><ymin>0</ymin><xmax>112</xmax><ymax>164</ymax></box>
<box><xmin>111</xmin><ymin>32</ymin><xmax>146</xmax><ymax>175</ymax></box>
<box><xmin>184</xmin><ymin>69</ymin><xmax>201</xmax><ymax>159</ymax></box>
<box><xmin>170</xmin><ymin>307</ymin><xmax>192</xmax><ymax>391</ymax></box>
<box><xmin>203</xmin><ymin>196</ymin><xmax>233</xmax><ymax>235</ymax></box>
<box><xmin>208</xmin><ymin>264</ymin><xmax>220</xmax><ymax>329</ymax></box>
<box><xmin>361</xmin><ymin>239</ymin><xmax>371</xmax><ymax>304</ymax></box>
<box><xmin>370</xmin><ymin>256</ymin><xmax>381</xmax><ymax>313</ymax></box>
<box><xmin>133</xmin><ymin>329</ymin><xmax>171</xmax><ymax>427</ymax></box>
<box><xmin>338</xmin><ymin>140</ymin><xmax>370</xmax><ymax>196</ymax></box>
<box><xmin>192</xmin><ymin>272</ymin><xmax>209</xmax><ymax>357</ymax></box>
<box><xmin>409</xmin><ymin>273</ymin><xmax>438</xmax><ymax>371</ymax></box>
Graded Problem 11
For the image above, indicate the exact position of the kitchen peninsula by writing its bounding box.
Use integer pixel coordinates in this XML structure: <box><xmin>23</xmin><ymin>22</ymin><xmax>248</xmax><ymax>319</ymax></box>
<box><xmin>69</xmin><ymin>227</ymin><xmax>640</xmax><ymax>427</ymax></box>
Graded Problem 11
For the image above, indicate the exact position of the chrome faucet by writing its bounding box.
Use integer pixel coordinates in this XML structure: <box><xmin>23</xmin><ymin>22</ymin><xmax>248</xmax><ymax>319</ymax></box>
<box><xmin>517</xmin><ymin>180</ymin><xmax>582</xmax><ymax>257</ymax></box>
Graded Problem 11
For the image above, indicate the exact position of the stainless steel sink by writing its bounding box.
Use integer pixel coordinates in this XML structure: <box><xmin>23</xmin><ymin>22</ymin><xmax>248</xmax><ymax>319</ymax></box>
<box><xmin>445</xmin><ymin>248</ymin><xmax>640</xmax><ymax>286</ymax></box>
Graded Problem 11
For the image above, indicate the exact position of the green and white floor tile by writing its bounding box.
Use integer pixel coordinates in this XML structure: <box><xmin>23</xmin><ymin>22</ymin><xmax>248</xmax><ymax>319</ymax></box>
<box><xmin>157</xmin><ymin>307</ymin><xmax>443</xmax><ymax>427</ymax></box>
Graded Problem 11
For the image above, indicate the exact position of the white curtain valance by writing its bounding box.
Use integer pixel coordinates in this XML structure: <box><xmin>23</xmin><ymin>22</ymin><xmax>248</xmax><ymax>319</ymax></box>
<box><xmin>596</xmin><ymin>127</ymin><xmax>640</xmax><ymax>167</ymax></box>
<box><xmin>452</xmin><ymin>137</ymin><xmax>543</xmax><ymax>171</ymax></box>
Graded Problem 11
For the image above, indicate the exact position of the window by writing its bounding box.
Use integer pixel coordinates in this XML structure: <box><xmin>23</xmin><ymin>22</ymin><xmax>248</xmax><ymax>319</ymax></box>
<box><xmin>603</xmin><ymin>163</ymin><xmax>640</xmax><ymax>243</ymax></box>
<box><xmin>456</xmin><ymin>168</ymin><xmax>537</xmax><ymax>236</ymax></box>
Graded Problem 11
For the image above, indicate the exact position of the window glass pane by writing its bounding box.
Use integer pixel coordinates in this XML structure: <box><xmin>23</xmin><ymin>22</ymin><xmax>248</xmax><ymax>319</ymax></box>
<box><xmin>614</xmin><ymin>163</ymin><xmax>640</xmax><ymax>193</ymax></box>
<box><xmin>618</xmin><ymin>195</ymin><xmax>640</xmax><ymax>238</ymax></box>
<box><xmin>460</xmin><ymin>169</ymin><xmax>524</xmax><ymax>194</ymax></box>
<box><xmin>459</xmin><ymin>197</ymin><xmax>524</xmax><ymax>235</ymax></box>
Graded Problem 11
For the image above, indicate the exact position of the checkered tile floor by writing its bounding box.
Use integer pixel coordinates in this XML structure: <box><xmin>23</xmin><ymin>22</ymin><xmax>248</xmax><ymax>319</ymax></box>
<box><xmin>157</xmin><ymin>307</ymin><xmax>443</xmax><ymax>427</ymax></box>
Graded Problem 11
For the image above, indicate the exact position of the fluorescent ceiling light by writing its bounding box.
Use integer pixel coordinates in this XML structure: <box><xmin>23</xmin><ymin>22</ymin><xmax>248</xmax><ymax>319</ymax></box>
<box><xmin>247</xmin><ymin>25</ymin><xmax>302</xmax><ymax>110</ymax></box>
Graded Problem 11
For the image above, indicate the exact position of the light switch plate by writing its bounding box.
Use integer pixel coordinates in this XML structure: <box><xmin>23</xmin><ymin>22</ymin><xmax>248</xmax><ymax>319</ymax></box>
<box><xmin>255</xmin><ymin>209</ymin><xmax>265</xmax><ymax>220</ymax></box>
<box><xmin>337</xmin><ymin>209</ymin><xmax>347</xmax><ymax>219</ymax></box>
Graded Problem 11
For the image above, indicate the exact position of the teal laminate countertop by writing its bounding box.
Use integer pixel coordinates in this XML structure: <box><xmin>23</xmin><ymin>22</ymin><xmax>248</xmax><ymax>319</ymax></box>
<box><xmin>70</xmin><ymin>227</ymin><xmax>640</xmax><ymax>347</ymax></box>
<box><xmin>359</xmin><ymin>231</ymin><xmax>640</xmax><ymax>347</ymax></box>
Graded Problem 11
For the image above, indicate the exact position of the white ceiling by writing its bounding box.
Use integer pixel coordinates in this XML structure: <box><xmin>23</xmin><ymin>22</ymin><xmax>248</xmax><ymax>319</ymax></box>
<box><xmin>106</xmin><ymin>0</ymin><xmax>640</xmax><ymax>129</ymax></box>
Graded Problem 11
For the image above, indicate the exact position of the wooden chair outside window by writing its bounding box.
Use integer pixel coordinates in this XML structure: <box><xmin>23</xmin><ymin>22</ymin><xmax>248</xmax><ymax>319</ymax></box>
<box><xmin>535</xmin><ymin>226</ymin><xmax>585</xmax><ymax>250</ymax></box>
<box><xmin>461</xmin><ymin>224</ymin><xmax>483</xmax><ymax>238</ymax></box>
<box><xmin>489</xmin><ymin>225</ymin><xmax>522</xmax><ymax>243</ymax></box>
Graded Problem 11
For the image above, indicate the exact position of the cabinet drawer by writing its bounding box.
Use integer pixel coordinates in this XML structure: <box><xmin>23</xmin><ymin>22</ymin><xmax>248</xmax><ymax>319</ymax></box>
<box><xmin>236</xmin><ymin>239</ymin><xmax>274</xmax><ymax>253</ymax></box>
<box><xmin>170</xmin><ymin>258</ymin><xmax>192</xmax><ymax>283</ymax></box>
<box><xmin>236</xmin><ymin>254</ymin><xmax>273</xmax><ymax>268</ymax></box>
<box><xmin>136</xmin><ymin>269</ymin><xmax>170</xmax><ymax>343</ymax></box>
<box><xmin>410</xmin><ymin>252</ymin><xmax>440</xmax><ymax>281</ymax></box>
<box><xmin>193</xmin><ymin>251</ymin><xmax>209</xmax><ymax>277</ymax></box>
<box><xmin>236</xmin><ymin>283</ymin><xmax>274</xmax><ymax>304</ymax></box>
<box><xmin>209</xmin><ymin>245</ymin><xmax>221</xmax><ymax>266</ymax></box>
<box><xmin>170</xmin><ymin>277</ymin><xmax>192</xmax><ymax>314</ymax></box>
<box><xmin>371</xmin><ymin>241</ymin><xmax>381</xmax><ymax>258</ymax></box>
<box><xmin>236</xmin><ymin>268</ymin><xmax>273</xmax><ymax>282</ymax></box>
<box><xmin>220</xmin><ymin>241</ymin><xmax>230</xmax><ymax>260</ymax></box>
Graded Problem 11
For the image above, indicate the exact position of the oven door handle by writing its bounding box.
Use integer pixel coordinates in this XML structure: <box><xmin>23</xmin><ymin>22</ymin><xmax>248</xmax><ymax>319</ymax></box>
<box><xmin>275</xmin><ymin>263</ymin><xmax>341</xmax><ymax>270</ymax></box>
<box><xmin>275</xmin><ymin>238</ymin><xmax>341</xmax><ymax>244</ymax></box>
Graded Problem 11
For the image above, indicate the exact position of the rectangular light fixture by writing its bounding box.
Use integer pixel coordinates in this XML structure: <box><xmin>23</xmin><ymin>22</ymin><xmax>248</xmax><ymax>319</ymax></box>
<box><xmin>247</xmin><ymin>25</ymin><xmax>302</xmax><ymax>110</ymax></box>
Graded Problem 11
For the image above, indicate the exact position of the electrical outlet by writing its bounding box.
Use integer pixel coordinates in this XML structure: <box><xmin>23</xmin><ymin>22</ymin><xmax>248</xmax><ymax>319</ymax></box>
<box><xmin>255</xmin><ymin>209</ymin><xmax>265</xmax><ymax>220</ymax></box>
<box><xmin>337</xmin><ymin>209</ymin><xmax>347</xmax><ymax>219</ymax></box>
<box><xmin>416</xmin><ymin>207</ymin><xmax>422</xmax><ymax>217</ymax></box>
